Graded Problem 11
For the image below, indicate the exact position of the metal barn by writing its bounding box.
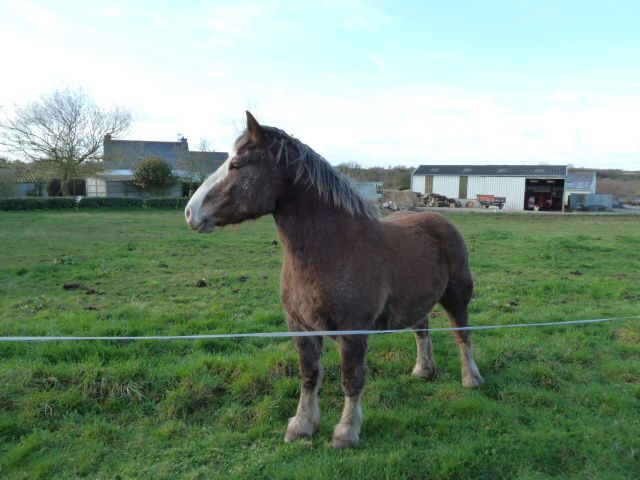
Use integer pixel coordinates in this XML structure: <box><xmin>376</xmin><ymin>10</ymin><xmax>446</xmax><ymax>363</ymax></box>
<box><xmin>411</xmin><ymin>165</ymin><xmax>568</xmax><ymax>211</ymax></box>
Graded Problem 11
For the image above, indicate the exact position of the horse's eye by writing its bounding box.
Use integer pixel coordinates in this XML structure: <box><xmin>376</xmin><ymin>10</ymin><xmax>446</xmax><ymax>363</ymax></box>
<box><xmin>229</xmin><ymin>162</ymin><xmax>243</xmax><ymax>170</ymax></box>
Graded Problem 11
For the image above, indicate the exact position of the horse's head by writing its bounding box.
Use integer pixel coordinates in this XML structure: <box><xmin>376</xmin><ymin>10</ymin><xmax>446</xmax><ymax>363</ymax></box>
<box><xmin>185</xmin><ymin>112</ymin><xmax>289</xmax><ymax>233</ymax></box>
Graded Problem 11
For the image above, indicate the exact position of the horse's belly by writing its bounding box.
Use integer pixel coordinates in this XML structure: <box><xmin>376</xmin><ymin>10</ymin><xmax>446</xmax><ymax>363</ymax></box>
<box><xmin>281</xmin><ymin>277</ymin><xmax>385</xmax><ymax>332</ymax></box>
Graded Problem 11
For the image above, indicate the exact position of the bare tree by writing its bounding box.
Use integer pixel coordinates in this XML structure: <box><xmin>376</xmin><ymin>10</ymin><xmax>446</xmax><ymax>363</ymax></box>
<box><xmin>179</xmin><ymin>138</ymin><xmax>216</xmax><ymax>184</ymax></box>
<box><xmin>0</xmin><ymin>88</ymin><xmax>131</xmax><ymax>195</ymax></box>
<box><xmin>198</xmin><ymin>138</ymin><xmax>212</xmax><ymax>152</ymax></box>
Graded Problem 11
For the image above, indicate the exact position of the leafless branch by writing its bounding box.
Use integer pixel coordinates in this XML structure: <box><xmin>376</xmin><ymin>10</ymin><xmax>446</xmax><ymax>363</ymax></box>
<box><xmin>0</xmin><ymin>87</ymin><xmax>131</xmax><ymax>194</ymax></box>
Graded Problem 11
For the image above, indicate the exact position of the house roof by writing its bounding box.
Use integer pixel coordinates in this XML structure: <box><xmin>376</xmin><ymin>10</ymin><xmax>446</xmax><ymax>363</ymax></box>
<box><xmin>103</xmin><ymin>138</ymin><xmax>189</xmax><ymax>168</ymax></box>
<box><xmin>566</xmin><ymin>171</ymin><xmax>595</xmax><ymax>190</ymax></box>
<box><xmin>413</xmin><ymin>165</ymin><xmax>567</xmax><ymax>177</ymax></box>
<box><xmin>185</xmin><ymin>151</ymin><xmax>228</xmax><ymax>176</ymax></box>
<box><xmin>102</xmin><ymin>135</ymin><xmax>228</xmax><ymax>180</ymax></box>
<box><xmin>94</xmin><ymin>169</ymin><xmax>135</xmax><ymax>181</ymax></box>
<box><xmin>0</xmin><ymin>166</ymin><xmax>48</xmax><ymax>183</ymax></box>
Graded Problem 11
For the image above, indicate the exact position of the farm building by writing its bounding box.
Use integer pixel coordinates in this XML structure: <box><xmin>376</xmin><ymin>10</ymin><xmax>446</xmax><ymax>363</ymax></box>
<box><xmin>411</xmin><ymin>165</ymin><xmax>568</xmax><ymax>211</ymax></box>
<box><xmin>563</xmin><ymin>171</ymin><xmax>596</xmax><ymax>205</ymax></box>
<box><xmin>0</xmin><ymin>165</ymin><xmax>48</xmax><ymax>197</ymax></box>
<box><xmin>86</xmin><ymin>135</ymin><xmax>227</xmax><ymax>197</ymax></box>
<box><xmin>350</xmin><ymin>180</ymin><xmax>383</xmax><ymax>200</ymax></box>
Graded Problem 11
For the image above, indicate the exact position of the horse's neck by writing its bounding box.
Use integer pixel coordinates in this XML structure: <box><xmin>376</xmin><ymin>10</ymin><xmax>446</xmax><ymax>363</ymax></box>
<box><xmin>274</xmin><ymin>188</ymin><xmax>374</xmax><ymax>263</ymax></box>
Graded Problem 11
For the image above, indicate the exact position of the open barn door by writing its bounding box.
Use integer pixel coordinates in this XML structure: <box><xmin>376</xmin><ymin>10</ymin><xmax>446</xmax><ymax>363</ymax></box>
<box><xmin>524</xmin><ymin>178</ymin><xmax>565</xmax><ymax>211</ymax></box>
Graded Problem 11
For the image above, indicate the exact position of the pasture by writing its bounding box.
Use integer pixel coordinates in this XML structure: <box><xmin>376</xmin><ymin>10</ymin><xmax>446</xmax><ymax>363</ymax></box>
<box><xmin>0</xmin><ymin>209</ymin><xmax>639</xmax><ymax>479</ymax></box>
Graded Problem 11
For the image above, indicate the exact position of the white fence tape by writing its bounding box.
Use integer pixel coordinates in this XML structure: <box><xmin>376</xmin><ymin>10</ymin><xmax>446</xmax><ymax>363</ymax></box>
<box><xmin>0</xmin><ymin>316</ymin><xmax>638</xmax><ymax>342</ymax></box>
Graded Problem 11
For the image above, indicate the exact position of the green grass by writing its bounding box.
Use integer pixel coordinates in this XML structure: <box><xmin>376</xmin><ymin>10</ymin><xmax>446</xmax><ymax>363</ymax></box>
<box><xmin>0</xmin><ymin>209</ymin><xmax>639</xmax><ymax>479</ymax></box>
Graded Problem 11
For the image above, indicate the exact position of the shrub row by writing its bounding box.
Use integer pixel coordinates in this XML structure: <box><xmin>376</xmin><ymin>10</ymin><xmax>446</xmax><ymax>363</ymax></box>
<box><xmin>0</xmin><ymin>197</ymin><xmax>189</xmax><ymax>211</ymax></box>
<box><xmin>0</xmin><ymin>197</ymin><xmax>77</xmax><ymax>210</ymax></box>
<box><xmin>79</xmin><ymin>197</ymin><xmax>144</xmax><ymax>208</ymax></box>
<box><xmin>144</xmin><ymin>197</ymin><xmax>189</xmax><ymax>208</ymax></box>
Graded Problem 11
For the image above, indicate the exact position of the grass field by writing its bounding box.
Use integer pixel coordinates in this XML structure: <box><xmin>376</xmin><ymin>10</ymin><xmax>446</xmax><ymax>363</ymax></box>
<box><xmin>0</xmin><ymin>209</ymin><xmax>639</xmax><ymax>479</ymax></box>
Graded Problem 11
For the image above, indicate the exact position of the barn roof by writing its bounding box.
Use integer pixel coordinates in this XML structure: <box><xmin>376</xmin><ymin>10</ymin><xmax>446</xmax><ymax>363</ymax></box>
<box><xmin>413</xmin><ymin>165</ymin><xmax>567</xmax><ymax>177</ymax></box>
<box><xmin>566</xmin><ymin>171</ymin><xmax>596</xmax><ymax>190</ymax></box>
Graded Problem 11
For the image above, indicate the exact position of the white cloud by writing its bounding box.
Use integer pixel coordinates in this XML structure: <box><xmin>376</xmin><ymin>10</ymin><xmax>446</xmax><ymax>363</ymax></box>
<box><xmin>1</xmin><ymin>0</ymin><xmax>59</xmax><ymax>30</ymax></box>
<box><xmin>238</xmin><ymin>84</ymin><xmax>640</xmax><ymax>169</ymax></box>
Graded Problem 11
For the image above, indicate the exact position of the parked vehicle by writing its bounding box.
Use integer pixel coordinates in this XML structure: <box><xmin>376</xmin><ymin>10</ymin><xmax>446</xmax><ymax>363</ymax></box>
<box><xmin>477</xmin><ymin>194</ymin><xmax>505</xmax><ymax>209</ymax></box>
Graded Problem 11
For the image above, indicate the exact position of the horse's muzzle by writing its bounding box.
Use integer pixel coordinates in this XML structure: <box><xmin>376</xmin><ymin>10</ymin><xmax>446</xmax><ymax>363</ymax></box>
<box><xmin>185</xmin><ymin>206</ymin><xmax>215</xmax><ymax>234</ymax></box>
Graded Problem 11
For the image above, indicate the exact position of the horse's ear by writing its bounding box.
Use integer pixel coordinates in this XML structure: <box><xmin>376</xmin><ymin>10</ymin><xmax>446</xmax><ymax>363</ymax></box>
<box><xmin>246</xmin><ymin>111</ymin><xmax>263</xmax><ymax>145</ymax></box>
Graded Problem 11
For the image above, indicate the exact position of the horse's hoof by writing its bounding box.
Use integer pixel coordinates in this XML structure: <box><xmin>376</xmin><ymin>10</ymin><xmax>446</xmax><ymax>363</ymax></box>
<box><xmin>331</xmin><ymin>423</ymin><xmax>360</xmax><ymax>449</ymax></box>
<box><xmin>284</xmin><ymin>416</ymin><xmax>316</xmax><ymax>443</ymax></box>
<box><xmin>412</xmin><ymin>364</ymin><xmax>437</xmax><ymax>380</ymax></box>
<box><xmin>462</xmin><ymin>372</ymin><xmax>484</xmax><ymax>388</ymax></box>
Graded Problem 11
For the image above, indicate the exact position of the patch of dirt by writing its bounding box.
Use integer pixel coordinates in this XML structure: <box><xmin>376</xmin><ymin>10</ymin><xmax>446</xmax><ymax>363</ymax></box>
<box><xmin>570</xmin><ymin>270</ymin><xmax>582</xmax><ymax>276</ymax></box>
<box><xmin>63</xmin><ymin>283</ymin><xmax>98</xmax><ymax>295</ymax></box>
<box><xmin>195</xmin><ymin>279</ymin><xmax>208</xmax><ymax>288</ymax></box>
<box><xmin>238</xmin><ymin>275</ymin><xmax>249</xmax><ymax>282</ymax></box>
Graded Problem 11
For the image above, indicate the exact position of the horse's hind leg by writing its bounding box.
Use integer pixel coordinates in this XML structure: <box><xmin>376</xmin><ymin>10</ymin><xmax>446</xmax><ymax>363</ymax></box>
<box><xmin>412</xmin><ymin>321</ymin><xmax>437</xmax><ymax>379</ymax></box>
<box><xmin>439</xmin><ymin>280</ymin><xmax>484</xmax><ymax>388</ymax></box>
<box><xmin>285</xmin><ymin>335</ymin><xmax>323</xmax><ymax>442</ymax></box>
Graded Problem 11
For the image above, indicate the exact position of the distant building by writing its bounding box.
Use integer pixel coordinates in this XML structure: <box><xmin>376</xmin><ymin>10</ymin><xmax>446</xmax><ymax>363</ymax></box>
<box><xmin>0</xmin><ymin>165</ymin><xmax>48</xmax><ymax>197</ymax></box>
<box><xmin>411</xmin><ymin>165</ymin><xmax>568</xmax><ymax>211</ymax></box>
<box><xmin>86</xmin><ymin>135</ymin><xmax>227</xmax><ymax>198</ymax></box>
<box><xmin>348</xmin><ymin>179</ymin><xmax>383</xmax><ymax>200</ymax></box>
<box><xmin>563</xmin><ymin>171</ymin><xmax>596</xmax><ymax>205</ymax></box>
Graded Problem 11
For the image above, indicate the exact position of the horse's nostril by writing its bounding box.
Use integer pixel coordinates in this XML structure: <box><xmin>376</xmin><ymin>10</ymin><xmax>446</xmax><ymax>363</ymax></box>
<box><xmin>185</xmin><ymin>206</ymin><xmax>192</xmax><ymax>222</ymax></box>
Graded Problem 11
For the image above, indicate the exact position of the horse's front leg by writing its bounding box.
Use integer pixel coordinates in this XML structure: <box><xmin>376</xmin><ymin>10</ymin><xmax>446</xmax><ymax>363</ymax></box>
<box><xmin>332</xmin><ymin>334</ymin><xmax>368</xmax><ymax>449</ymax></box>
<box><xmin>285</xmin><ymin>335</ymin><xmax>324</xmax><ymax>442</ymax></box>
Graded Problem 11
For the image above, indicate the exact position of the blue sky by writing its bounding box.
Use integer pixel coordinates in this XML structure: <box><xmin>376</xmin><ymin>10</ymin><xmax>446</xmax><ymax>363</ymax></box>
<box><xmin>1</xmin><ymin>0</ymin><xmax>639</xmax><ymax>168</ymax></box>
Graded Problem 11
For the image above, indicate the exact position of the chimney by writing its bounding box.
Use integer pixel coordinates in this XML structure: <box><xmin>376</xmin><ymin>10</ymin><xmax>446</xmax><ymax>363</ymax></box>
<box><xmin>103</xmin><ymin>134</ymin><xmax>112</xmax><ymax>160</ymax></box>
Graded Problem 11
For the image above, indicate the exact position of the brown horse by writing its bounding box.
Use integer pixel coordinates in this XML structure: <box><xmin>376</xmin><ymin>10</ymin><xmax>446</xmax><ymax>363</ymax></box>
<box><xmin>185</xmin><ymin>112</ymin><xmax>484</xmax><ymax>448</ymax></box>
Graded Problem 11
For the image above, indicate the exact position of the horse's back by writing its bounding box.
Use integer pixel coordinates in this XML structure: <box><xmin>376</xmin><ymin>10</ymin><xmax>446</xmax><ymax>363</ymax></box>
<box><xmin>380</xmin><ymin>210</ymin><xmax>470</xmax><ymax>276</ymax></box>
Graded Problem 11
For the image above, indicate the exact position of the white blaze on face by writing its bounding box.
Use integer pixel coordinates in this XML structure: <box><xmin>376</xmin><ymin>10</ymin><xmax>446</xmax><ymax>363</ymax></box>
<box><xmin>185</xmin><ymin>149</ymin><xmax>235</xmax><ymax>229</ymax></box>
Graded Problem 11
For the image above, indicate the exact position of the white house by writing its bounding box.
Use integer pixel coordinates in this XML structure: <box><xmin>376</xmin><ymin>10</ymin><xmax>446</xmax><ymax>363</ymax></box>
<box><xmin>86</xmin><ymin>136</ymin><xmax>227</xmax><ymax>198</ymax></box>
<box><xmin>411</xmin><ymin>165</ymin><xmax>568</xmax><ymax>211</ymax></box>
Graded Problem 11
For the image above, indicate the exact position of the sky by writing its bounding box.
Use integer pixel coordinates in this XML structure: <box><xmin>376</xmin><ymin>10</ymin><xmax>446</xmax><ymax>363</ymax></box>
<box><xmin>0</xmin><ymin>0</ymin><xmax>639</xmax><ymax>169</ymax></box>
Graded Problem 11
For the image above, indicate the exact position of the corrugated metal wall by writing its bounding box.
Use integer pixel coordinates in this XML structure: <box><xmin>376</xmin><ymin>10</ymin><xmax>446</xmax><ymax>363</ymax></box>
<box><xmin>468</xmin><ymin>176</ymin><xmax>526</xmax><ymax>210</ymax></box>
<box><xmin>413</xmin><ymin>174</ymin><xmax>528</xmax><ymax>209</ymax></box>
<box><xmin>433</xmin><ymin>176</ymin><xmax>460</xmax><ymax>198</ymax></box>
<box><xmin>411</xmin><ymin>174</ymin><xmax>425</xmax><ymax>194</ymax></box>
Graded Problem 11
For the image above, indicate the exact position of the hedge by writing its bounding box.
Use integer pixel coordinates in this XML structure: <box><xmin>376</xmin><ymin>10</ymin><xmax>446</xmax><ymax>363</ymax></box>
<box><xmin>79</xmin><ymin>197</ymin><xmax>143</xmax><ymax>208</ymax></box>
<box><xmin>144</xmin><ymin>197</ymin><xmax>189</xmax><ymax>208</ymax></box>
<box><xmin>0</xmin><ymin>197</ymin><xmax>188</xmax><ymax>211</ymax></box>
<box><xmin>0</xmin><ymin>197</ymin><xmax>77</xmax><ymax>210</ymax></box>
